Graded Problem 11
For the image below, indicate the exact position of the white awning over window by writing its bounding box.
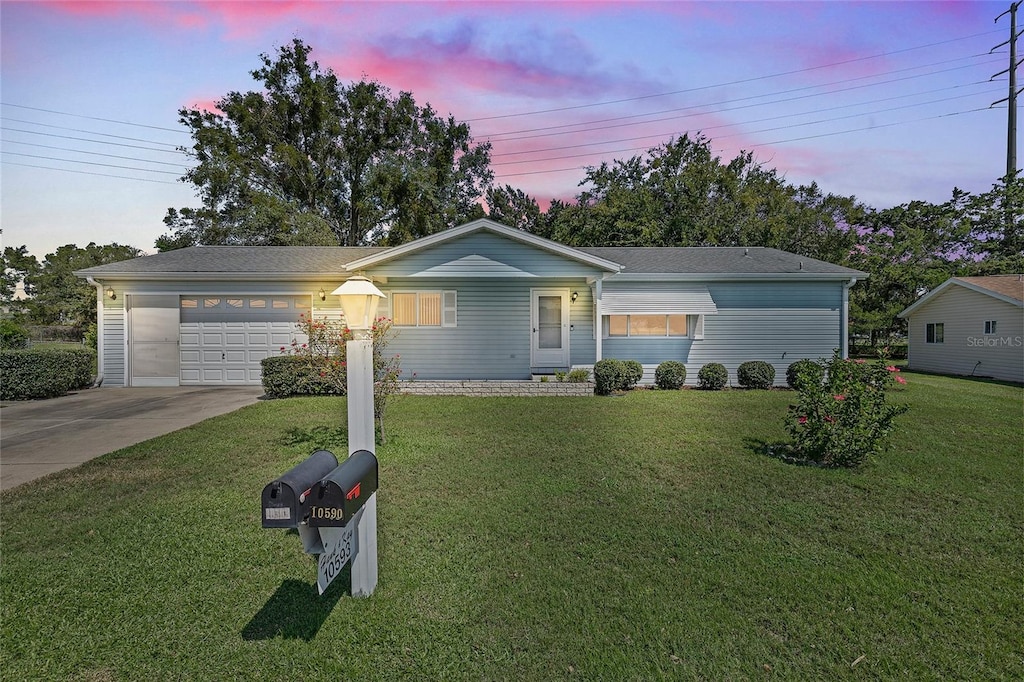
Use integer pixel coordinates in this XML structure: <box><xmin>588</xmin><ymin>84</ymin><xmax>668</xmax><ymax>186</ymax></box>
<box><xmin>600</xmin><ymin>286</ymin><xmax>718</xmax><ymax>315</ymax></box>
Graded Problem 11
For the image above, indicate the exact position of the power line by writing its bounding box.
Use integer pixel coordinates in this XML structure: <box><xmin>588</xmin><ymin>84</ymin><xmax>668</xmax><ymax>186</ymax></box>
<box><xmin>1</xmin><ymin>161</ymin><xmax>181</xmax><ymax>185</ymax></box>
<box><xmin>0</xmin><ymin>126</ymin><xmax>186</xmax><ymax>154</ymax></box>
<box><xmin>491</xmin><ymin>81</ymin><xmax>996</xmax><ymax>160</ymax></box>
<box><xmin>0</xmin><ymin>139</ymin><xmax>194</xmax><ymax>168</ymax></box>
<box><xmin>484</xmin><ymin>59</ymin><xmax>1002</xmax><ymax>145</ymax></box>
<box><xmin>1</xmin><ymin>151</ymin><xmax>183</xmax><ymax>175</ymax></box>
<box><xmin>492</xmin><ymin>107</ymin><xmax>994</xmax><ymax>179</ymax></box>
<box><xmin>0</xmin><ymin>118</ymin><xmax>181</xmax><ymax>146</ymax></box>
<box><xmin>469</xmin><ymin>28</ymin><xmax>1003</xmax><ymax>122</ymax></box>
<box><xmin>0</xmin><ymin>102</ymin><xmax>188</xmax><ymax>134</ymax></box>
<box><xmin>480</xmin><ymin>53</ymin><xmax>998</xmax><ymax>139</ymax></box>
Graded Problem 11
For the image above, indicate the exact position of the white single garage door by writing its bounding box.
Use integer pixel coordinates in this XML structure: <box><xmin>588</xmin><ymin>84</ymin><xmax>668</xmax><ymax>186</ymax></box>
<box><xmin>179</xmin><ymin>295</ymin><xmax>309</xmax><ymax>385</ymax></box>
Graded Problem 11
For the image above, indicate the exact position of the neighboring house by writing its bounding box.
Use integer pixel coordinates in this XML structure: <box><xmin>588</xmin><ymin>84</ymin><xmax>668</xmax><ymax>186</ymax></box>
<box><xmin>75</xmin><ymin>219</ymin><xmax>867</xmax><ymax>388</ymax></box>
<box><xmin>898</xmin><ymin>275</ymin><xmax>1024</xmax><ymax>384</ymax></box>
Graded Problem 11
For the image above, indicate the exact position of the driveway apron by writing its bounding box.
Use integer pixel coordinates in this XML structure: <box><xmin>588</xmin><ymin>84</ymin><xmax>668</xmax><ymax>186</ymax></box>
<box><xmin>0</xmin><ymin>387</ymin><xmax>264</xmax><ymax>491</ymax></box>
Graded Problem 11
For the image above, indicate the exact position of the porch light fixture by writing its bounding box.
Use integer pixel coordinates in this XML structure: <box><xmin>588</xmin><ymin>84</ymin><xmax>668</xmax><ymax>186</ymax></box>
<box><xmin>331</xmin><ymin>276</ymin><xmax>385</xmax><ymax>331</ymax></box>
<box><xmin>570</xmin><ymin>291</ymin><xmax>579</xmax><ymax>303</ymax></box>
<box><xmin>318</xmin><ymin>288</ymin><xmax>326</xmax><ymax>302</ymax></box>
<box><xmin>105</xmin><ymin>286</ymin><xmax>116</xmax><ymax>300</ymax></box>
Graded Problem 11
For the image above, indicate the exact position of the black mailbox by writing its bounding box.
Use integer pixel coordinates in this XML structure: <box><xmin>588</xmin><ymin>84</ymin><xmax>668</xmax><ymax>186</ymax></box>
<box><xmin>307</xmin><ymin>449</ymin><xmax>378</xmax><ymax>527</ymax></box>
<box><xmin>261</xmin><ymin>449</ymin><xmax>339</xmax><ymax>528</ymax></box>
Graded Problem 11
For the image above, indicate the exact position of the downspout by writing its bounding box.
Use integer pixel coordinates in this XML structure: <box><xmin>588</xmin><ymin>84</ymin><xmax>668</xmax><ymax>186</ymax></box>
<box><xmin>841</xmin><ymin>278</ymin><xmax>856</xmax><ymax>359</ymax></box>
<box><xmin>593</xmin><ymin>279</ymin><xmax>603</xmax><ymax>362</ymax></box>
<box><xmin>86</xmin><ymin>277</ymin><xmax>105</xmax><ymax>386</ymax></box>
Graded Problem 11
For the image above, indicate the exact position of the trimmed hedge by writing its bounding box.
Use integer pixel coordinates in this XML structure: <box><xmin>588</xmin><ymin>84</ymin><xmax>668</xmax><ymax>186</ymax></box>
<box><xmin>260</xmin><ymin>355</ymin><xmax>345</xmax><ymax>398</ymax></box>
<box><xmin>0</xmin><ymin>320</ymin><xmax>29</xmax><ymax>349</ymax></box>
<box><xmin>621</xmin><ymin>360</ymin><xmax>644</xmax><ymax>390</ymax></box>
<box><xmin>697</xmin><ymin>363</ymin><xmax>729</xmax><ymax>390</ymax></box>
<box><xmin>654</xmin><ymin>361</ymin><xmax>687</xmax><ymax>390</ymax></box>
<box><xmin>786</xmin><ymin>359</ymin><xmax>824</xmax><ymax>390</ymax></box>
<box><xmin>737</xmin><ymin>360</ymin><xmax>776</xmax><ymax>389</ymax></box>
<box><xmin>0</xmin><ymin>347</ymin><xmax>95</xmax><ymax>400</ymax></box>
<box><xmin>593</xmin><ymin>358</ymin><xmax>624</xmax><ymax>396</ymax></box>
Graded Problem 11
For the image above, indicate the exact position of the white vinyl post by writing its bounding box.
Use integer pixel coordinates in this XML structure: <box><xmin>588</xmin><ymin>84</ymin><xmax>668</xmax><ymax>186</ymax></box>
<box><xmin>346</xmin><ymin>334</ymin><xmax>378</xmax><ymax>597</ymax></box>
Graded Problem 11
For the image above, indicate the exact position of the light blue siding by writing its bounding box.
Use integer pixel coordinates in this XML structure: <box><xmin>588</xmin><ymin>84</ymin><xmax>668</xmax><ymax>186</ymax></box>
<box><xmin>371</xmin><ymin>231</ymin><xmax>604</xmax><ymax>278</ymax></box>
<box><xmin>383</xmin><ymin>278</ymin><xmax>594</xmax><ymax>379</ymax></box>
<box><xmin>599</xmin><ymin>281</ymin><xmax>844</xmax><ymax>385</ymax></box>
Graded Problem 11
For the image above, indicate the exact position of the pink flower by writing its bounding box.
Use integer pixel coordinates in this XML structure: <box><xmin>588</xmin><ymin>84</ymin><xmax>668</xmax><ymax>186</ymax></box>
<box><xmin>886</xmin><ymin>366</ymin><xmax>899</xmax><ymax>372</ymax></box>
<box><xmin>855</xmin><ymin>359</ymin><xmax>866</xmax><ymax>364</ymax></box>
<box><xmin>824</xmin><ymin>416</ymin><xmax>835</xmax><ymax>423</ymax></box>
<box><xmin>797</xmin><ymin>416</ymin><xmax>808</xmax><ymax>425</ymax></box>
<box><xmin>895</xmin><ymin>376</ymin><xmax>907</xmax><ymax>385</ymax></box>
<box><xmin>834</xmin><ymin>394</ymin><xmax>846</xmax><ymax>401</ymax></box>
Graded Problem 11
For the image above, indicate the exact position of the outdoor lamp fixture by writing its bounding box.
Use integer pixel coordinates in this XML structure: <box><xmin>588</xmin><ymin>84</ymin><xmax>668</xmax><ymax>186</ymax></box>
<box><xmin>105</xmin><ymin>286</ymin><xmax>116</xmax><ymax>300</ymax></box>
<box><xmin>570</xmin><ymin>291</ymin><xmax>579</xmax><ymax>303</ymax></box>
<box><xmin>318</xmin><ymin>288</ymin><xmax>326</xmax><ymax>302</ymax></box>
<box><xmin>332</xmin><ymin>276</ymin><xmax>385</xmax><ymax>331</ymax></box>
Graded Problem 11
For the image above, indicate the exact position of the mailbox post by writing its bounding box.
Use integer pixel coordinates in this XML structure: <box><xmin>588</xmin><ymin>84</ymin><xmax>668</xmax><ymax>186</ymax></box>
<box><xmin>330</xmin><ymin>275</ymin><xmax>385</xmax><ymax>597</ymax></box>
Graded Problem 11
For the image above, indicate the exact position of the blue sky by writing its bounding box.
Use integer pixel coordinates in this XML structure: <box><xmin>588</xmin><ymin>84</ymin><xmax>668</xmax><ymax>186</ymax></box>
<box><xmin>0</xmin><ymin>0</ymin><xmax>1011</xmax><ymax>259</ymax></box>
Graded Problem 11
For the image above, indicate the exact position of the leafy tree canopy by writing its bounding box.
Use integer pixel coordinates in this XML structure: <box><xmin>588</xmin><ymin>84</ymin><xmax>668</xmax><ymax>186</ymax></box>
<box><xmin>158</xmin><ymin>38</ymin><xmax>493</xmax><ymax>250</ymax></box>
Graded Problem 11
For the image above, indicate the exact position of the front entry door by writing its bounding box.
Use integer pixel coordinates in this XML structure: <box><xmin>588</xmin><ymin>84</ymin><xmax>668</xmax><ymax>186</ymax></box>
<box><xmin>530</xmin><ymin>289</ymin><xmax>570</xmax><ymax>368</ymax></box>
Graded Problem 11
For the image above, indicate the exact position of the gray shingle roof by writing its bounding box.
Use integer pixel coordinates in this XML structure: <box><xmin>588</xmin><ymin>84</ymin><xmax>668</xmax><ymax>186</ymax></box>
<box><xmin>76</xmin><ymin>246</ymin><xmax>388</xmax><ymax>276</ymax></box>
<box><xmin>580</xmin><ymin>246</ymin><xmax>865</xmax><ymax>276</ymax></box>
<box><xmin>75</xmin><ymin>244</ymin><xmax>864</xmax><ymax>279</ymax></box>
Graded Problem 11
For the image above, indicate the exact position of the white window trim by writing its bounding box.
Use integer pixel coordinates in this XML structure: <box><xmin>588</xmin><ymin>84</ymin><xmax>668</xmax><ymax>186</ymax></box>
<box><xmin>387</xmin><ymin>290</ymin><xmax>457</xmax><ymax>328</ymax></box>
<box><xmin>984</xmin><ymin>320</ymin><xmax>997</xmax><ymax>335</ymax></box>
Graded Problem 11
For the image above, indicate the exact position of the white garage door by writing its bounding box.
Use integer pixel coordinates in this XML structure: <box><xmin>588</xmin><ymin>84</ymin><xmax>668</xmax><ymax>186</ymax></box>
<box><xmin>179</xmin><ymin>295</ymin><xmax>308</xmax><ymax>385</ymax></box>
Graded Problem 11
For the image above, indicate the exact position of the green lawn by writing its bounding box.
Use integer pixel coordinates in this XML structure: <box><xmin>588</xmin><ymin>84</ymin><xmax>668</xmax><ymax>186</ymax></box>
<box><xmin>2</xmin><ymin>373</ymin><xmax>1021</xmax><ymax>680</ymax></box>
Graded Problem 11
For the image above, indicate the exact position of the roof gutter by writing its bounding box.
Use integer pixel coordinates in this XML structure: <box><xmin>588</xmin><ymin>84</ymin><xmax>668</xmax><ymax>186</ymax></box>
<box><xmin>85</xmin><ymin>277</ymin><xmax>105</xmax><ymax>387</ymax></box>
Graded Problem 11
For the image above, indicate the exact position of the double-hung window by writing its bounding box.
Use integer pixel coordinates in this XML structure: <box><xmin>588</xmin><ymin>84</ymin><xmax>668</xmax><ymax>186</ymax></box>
<box><xmin>390</xmin><ymin>291</ymin><xmax>457</xmax><ymax>327</ymax></box>
<box><xmin>926</xmin><ymin>322</ymin><xmax>944</xmax><ymax>344</ymax></box>
<box><xmin>984</xmin><ymin>320</ymin><xmax>997</xmax><ymax>335</ymax></box>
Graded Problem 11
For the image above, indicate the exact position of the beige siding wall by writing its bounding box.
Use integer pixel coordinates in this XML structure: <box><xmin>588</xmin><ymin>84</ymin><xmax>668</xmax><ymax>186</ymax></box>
<box><xmin>907</xmin><ymin>286</ymin><xmax>1023</xmax><ymax>383</ymax></box>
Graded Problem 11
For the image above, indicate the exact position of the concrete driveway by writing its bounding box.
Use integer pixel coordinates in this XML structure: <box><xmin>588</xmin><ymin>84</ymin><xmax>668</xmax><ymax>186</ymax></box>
<box><xmin>0</xmin><ymin>386</ymin><xmax>264</xmax><ymax>491</ymax></box>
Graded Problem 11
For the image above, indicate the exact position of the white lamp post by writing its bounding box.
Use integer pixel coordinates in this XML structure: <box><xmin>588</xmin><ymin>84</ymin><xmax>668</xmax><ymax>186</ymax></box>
<box><xmin>330</xmin><ymin>275</ymin><xmax>385</xmax><ymax>597</ymax></box>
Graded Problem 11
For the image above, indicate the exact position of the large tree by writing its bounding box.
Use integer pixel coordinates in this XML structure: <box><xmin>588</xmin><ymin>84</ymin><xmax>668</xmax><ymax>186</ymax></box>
<box><xmin>1</xmin><ymin>245</ymin><xmax>40</xmax><ymax>309</ymax></box>
<box><xmin>159</xmin><ymin>39</ymin><xmax>492</xmax><ymax>250</ymax></box>
<box><xmin>24</xmin><ymin>243</ymin><xmax>143</xmax><ymax>328</ymax></box>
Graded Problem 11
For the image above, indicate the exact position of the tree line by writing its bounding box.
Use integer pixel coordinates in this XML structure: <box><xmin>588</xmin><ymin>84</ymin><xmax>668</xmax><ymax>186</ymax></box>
<box><xmin>3</xmin><ymin>38</ymin><xmax>1021</xmax><ymax>342</ymax></box>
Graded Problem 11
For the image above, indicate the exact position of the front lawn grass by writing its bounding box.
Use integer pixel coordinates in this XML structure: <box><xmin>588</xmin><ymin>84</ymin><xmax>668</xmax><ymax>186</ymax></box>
<box><xmin>1</xmin><ymin>373</ymin><xmax>1021</xmax><ymax>680</ymax></box>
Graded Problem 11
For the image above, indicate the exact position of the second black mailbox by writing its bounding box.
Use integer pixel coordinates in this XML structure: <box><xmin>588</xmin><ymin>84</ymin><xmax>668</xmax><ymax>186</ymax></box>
<box><xmin>261</xmin><ymin>449</ymin><xmax>339</xmax><ymax>529</ymax></box>
<box><xmin>307</xmin><ymin>449</ymin><xmax>378</xmax><ymax>527</ymax></box>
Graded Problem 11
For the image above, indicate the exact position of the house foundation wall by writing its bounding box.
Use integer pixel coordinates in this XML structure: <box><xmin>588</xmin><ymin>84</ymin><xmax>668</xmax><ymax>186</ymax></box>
<box><xmin>399</xmin><ymin>380</ymin><xmax>593</xmax><ymax>397</ymax></box>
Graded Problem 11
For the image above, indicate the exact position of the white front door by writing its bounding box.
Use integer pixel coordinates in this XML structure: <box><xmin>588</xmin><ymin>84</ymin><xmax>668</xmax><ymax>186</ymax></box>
<box><xmin>530</xmin><ymin>289</ymin><xmax>570</xmax><ymax>368</ymax></box>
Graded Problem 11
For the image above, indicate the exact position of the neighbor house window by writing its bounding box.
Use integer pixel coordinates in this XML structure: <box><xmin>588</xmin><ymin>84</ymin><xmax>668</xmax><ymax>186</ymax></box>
<box><xmin>607</xmin><ymin>315</ymin><xmax>688</xmax><ymax>337</ymax></box>
<box><xmin>391</xmin><ymin>291</ymin><xmax>456</xmax><ymax>327</ymax></box>
<box><xmin>926</xmin><ymin>322</ymin><xmax>944</xmax><ymax>344</ymax></box>
<box><xmin>984</xmin><ymin>320</ymin><xmax>997</xmax><ymax>335</ymax></box>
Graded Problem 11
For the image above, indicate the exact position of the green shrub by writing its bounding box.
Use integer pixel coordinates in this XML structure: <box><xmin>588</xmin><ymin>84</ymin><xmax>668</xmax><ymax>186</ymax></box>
<box><xmin>737</xmin><ymin>360</ymin><xmax>776</xmax><ymax>389</ymax></box>
<box><xmin>260</xmin><ymin>355</ymin><xmax>344</xmax><ymax>398</ymax></box>
<box><xmin>567</xmin><ymin>368</ymin><xmax>591</xmax><ymax>383</ymax></box>
<box><xmin>786</xmin><ymin>359</ymin><xmax>823</xmax><ymax>390</ymax></box>
<box><xmin>0</xmin><ymin>319</ymin><xmax>29</xmax><ymax>349</ymax></box>
<box><xmin>786</xmin><ymin>352</ymin><xmax>909</xmax><ymax>467</ymax></box>
<box><xmin>84</xmin><ymin>323</ymin><xmax>98</xmax><ymax>351</ymax></box>
<box><xmin>593</xmin><ymin>359</ymin><xmax>624</xmax><ymax>395</ymax></box>
<box><xmin>654</xmin><ymin>361</ymin><xmax>687</xmax><ymax>390</ymax></box>
<box><xmin>0</xmin><ymin>347</ymin><xmax>95</xmax><ymax>400</ymax></box>
<box><xmin>697</xmin><ymin>363</ymin><xmax>729</xmax><ymax>390</ymax></box>
<box><xmin>621</xmin><ymin>360</ymin><xmax>644</xmax><ymax>390</ymax></box>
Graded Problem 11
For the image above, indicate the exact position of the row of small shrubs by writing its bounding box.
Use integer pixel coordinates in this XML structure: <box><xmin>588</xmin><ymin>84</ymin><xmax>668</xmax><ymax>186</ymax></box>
<box><xmin>260</xmin><ymin>355</ymin><xmax>345</xmax><ymax>398</ymax></box>
<box><xmin>0</xmin><ymin>347</ymin><xmax>95</xmax><ymax>400</ymax></box>
<box><xmin>599</xmin><ymin>358</ymin><xmax>818</xmax><ymax>393</ymax></box>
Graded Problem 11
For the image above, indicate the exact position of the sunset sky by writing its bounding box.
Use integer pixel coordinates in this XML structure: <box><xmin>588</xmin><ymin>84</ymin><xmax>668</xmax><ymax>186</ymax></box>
<box><xmin>1</xmin><ymin>0</ymin><xmax>1012</xmax><ymax>259</ymax></box>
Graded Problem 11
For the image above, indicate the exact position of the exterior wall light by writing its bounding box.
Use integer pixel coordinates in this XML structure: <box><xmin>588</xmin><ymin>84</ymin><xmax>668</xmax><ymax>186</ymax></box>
<box><xmin>318</xmin><ymin>288</ymin><xmax>326</xmax><ymax>302</ymax></box>
<box><xmin>570</xmin><ymin>291</ymin><xmax>579</xmax><ymax>303</ymax></box>
<box><xmin>105</xmin><ymin>286</ymin><xmax>116</xmax><ymax>300</ymax></box>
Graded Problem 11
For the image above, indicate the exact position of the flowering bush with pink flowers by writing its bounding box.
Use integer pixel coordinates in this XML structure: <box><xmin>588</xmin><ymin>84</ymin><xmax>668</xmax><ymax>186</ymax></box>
<box><xmin>785</xmin><ymin>351</ymin><xmax>908</xmax><ymax>467</ymax></box>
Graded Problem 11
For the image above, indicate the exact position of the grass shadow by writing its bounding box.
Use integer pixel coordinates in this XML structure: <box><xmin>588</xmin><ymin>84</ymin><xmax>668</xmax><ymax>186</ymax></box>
<box><xmin>744</xmin><ymin>437</ymin><xmax>831</xmax><ymax>468</ymax></box>
<box><xmin>281</xmin><ymin>425</ymin><xmax>349</xmax><ymax>453</ymax></box>
<box><xmin>241</xmin><ymin>568</ymin><xmax>351</xmax><ymax>641</ymax></box>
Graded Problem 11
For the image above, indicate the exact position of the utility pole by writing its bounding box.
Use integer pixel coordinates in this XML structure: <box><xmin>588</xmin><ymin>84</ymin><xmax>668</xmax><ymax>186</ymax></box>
<box><xmin>992</xmin><ymin>2</ymin><xmax>1023</xmax><ymax>178</ymax></box>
